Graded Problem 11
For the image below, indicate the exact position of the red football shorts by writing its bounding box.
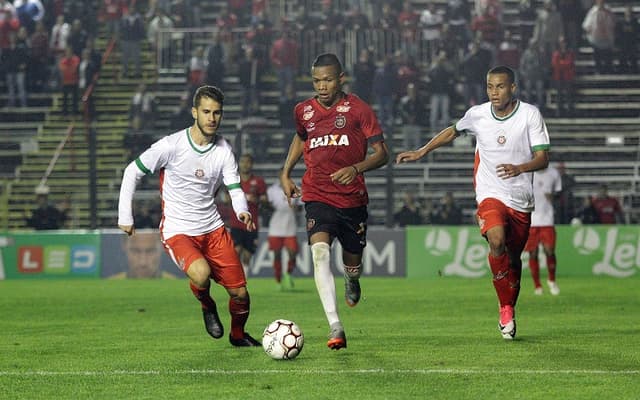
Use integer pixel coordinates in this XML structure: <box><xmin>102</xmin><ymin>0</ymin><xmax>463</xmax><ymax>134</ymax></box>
<box><xmin>268</xmin><ymin>236</ymin><xmax>299</xmax><ymax>252</ymax></box>
<box><xmin>524</xmin><ymin>226</ymin><xmax>557</xmax><ymax>252</ymax></box>
<box><xmin>163</xmin><ymin>226</ymin><xmax>246</xmax><ymax>288</ymax></box>
<box><xmin>476</xmin><ymin>198</ymin><xmax>531</xmax><ymax>253</ymax></box>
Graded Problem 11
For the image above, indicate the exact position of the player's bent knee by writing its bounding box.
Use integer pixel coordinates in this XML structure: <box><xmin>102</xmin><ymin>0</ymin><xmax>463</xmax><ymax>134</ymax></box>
<box><xmin>311</xmin><ymin>242</ymin><xmax>330</xmax><ymax>269</ymax></box>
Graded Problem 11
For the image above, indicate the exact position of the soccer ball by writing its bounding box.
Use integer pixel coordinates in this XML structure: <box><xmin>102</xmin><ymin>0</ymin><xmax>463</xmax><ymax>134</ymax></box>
<box><xmin>262</xmin><ymin>319</ymin><xmax>304</xmax><ymax>360</ymax></box>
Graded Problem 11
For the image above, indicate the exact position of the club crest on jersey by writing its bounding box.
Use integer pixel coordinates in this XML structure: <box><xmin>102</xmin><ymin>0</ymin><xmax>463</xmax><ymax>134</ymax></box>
<box><xmin>306</xmin><ymin>122</ymin><xmax>316</xmax><ymax>132</ymax></box>
<box><xmin>309</xmin><ymin>134</ymin><xmax>350</xmax><ymax>149</ymax></box>
<box><xmin>303</xmin><ymin>105</ymin><xmax>314</xmax><ymax>121</ymax></box>
<box><xmin>194</xmin><ymin>169</ymin><xmax>205</xmax><ymax>178</ymax></box>
<box><xmin>335</xmin><ymin>115</ymin><xmax>346</xmax><ymax>128</ymax></box>
<box><xmin>497</xmin><ymin>135</ymin><xmax>506</xmax><ymax>145</ymax></box>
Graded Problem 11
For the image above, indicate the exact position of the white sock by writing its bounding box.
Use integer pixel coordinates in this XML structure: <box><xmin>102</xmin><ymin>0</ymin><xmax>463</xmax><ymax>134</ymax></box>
<box><xmin>311</xmin><ymin>242</ymin><xmax>340</xmax><ymax>326</ymax></box>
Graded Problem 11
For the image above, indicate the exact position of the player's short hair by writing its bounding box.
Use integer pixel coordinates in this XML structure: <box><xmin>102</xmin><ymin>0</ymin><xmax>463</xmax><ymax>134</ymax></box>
<box><xmin>193</xmin><ymin>85</ymin><xmax>225</xmax><ymax>108</ymax></box>
<box><xmin>312</xmin><ymin>53</ymin><xmax>343</xmax><ymax>75</ymax></box>
<box><xmin>487</xmin><ymin>66</ymin><xmax>516</xmax><ymax>85</ymax></box>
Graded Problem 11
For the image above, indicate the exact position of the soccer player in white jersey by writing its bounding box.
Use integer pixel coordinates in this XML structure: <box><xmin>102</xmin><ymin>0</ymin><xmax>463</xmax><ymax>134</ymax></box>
<box><xmin>396</xmin><ymin>66</ymin><xmax>550</xmax><ymax>340</ymax></box>
<box><xmin>524</xmin><ymin>165</ymin><xmax>562</xmax><ymax>295</ymax></box>
<box><xmin>266</xmin><ymin>178</ymin><xmax>302</xmax><ymax>290</ymax></box>
<box><xmin>118</xmin><ymin>85</ymin><xmax>262</xmax><ymax>347</ymax></box>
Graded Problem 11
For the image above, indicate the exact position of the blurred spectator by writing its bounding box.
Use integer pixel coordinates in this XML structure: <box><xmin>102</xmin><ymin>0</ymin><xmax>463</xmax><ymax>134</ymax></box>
<box><xmin>49</xmin><ymin>14</ymin><xmax>69</xmax><ymax>60</ymax></box>
<box><xmin>582</xmin><ymin>0</ymin><xmax>616</xmax><ymax>74</ymax></box>
<box><xmin>460</xmin><ymin>40</ymin><xmax>492</xmax><ymax>107</ymax></box>
<box><xmin>238</xmin><ymin>43</ymin><xmax>262</xmax><ymax>117</ymax></box>
<box><xmin>171</xmin><ymin>0</ymin><xmax>200</xmax><ymax>28</ymax></box>
<box><xmin>278</xmin><ymin>82</ymin><xmax>297</xmax><ymax>130</ymax></box>
<box><xmin>78</xmin><ymin>47</ymin><xmax>98</xmax><ymax>118</ymax></box>
<box><xmin>475</xmin><ymin>0</ymin><xmax>503</xmax><ymax>22</ymax></box>
<box><xmin>169</xmin><ymin>92</ymin><xmax>193</xmax><ymax>131</ymax></box>
<box><xmin>616</xmin><ymin>6</ymin><xmax>638</xmax><ymax>74</ymax></box>
<box><xmin>186</xmin><ymin>45</ymin><xmax>206</xmax><ymax>91</ymax></box>
<box><xmin>517</xmin><ymin>0</ymin><xmax>536</xmax><ymax>47</ymax></box>
<box><xmin>426</xmin><ymin>50</ymin><xmax>454</xmax><ymax>132</ymax></box>
<box><xmin>470</xmin><ymin>4</ymin><xmax>502</xmax><ymax>47</ymax></box>
<box><xmin>129</xmin><ymin>83</ymin><xmax>158</xmax><ymax>129</ymax></box>
<box><xmin>550</xmin><ymin>36</ymin><xmax>575</xmax><ymax>117</ymax></box>
<box><xmin>100</xmin><ymin>0</ymin><xmax>126</xmax><ymax>36</ymax></box>
<box><xmin>496</xmin><ymin>29</ymin><xmax>520</xmax><ymax>70</ymax></box>
<box><xmin>557</xmin><ymin>0</ymin><xmax>585</xmax><ymax>50</ymax></box>
<box><xmin>2</xmin><ymin>30</ymin><xmax>28</xmax><ymax>108</ymax></box>
<box><xmin>147</xmin><ymin>8</ymin><xmax>174</xmax><ymax>69</ymax></box>
<box><xmin>351</xmin><ymin>48</ymin><xmax>375</xmax><ymax>103</ymax></box>
<box><xmin>398</xmin><ymin>82</ymin><xmax>422</xmax><ymax>151</ymax></box>
<box><xmin>119</xmin><ymin>5</ymin><xmax>145</xmax><ymax>79</ymax></box>
<box><xmin>591</xmin><ymin>184</ymin><xmax>624</xmax><ymax>224</ymax></box>
<box><xmin>14</xmin><ymin>0</ymin><xmax>44</xmax><ymax>34</ymax></box>
<box><xmin>372</xmin><ymin>54</ymin><xmax>397</xmax><ymax>129</ymax></box>
<box><xmin>68</xmin><ymin>18</ymin><xmax>87</xmax><ymax>57</ymax></box>
<box><xmin>519</xmin><ymin>38</ymin><xmax>549</xmax><ymax>110</ymax></box>
<box><xmin>554</xmin><ymin>162</ymin><xmax>577</xmax><ymax>224</ymax></box>
<box><xmin>0</xmin><ymin>0</ymin><xmax>19</xmax><ymax>55</ymax></box>
<box><xmin>445</xmin><ymin>0</ymin><xmax>472</xmax><ymax>55</ymax></box>
<box><xmin>531</xmin><ymin>0</ymin><xmax>565</xmax><ymax>57</ymax></box>
<box><xmin>215</xmin><ymin>2</ymin><xmax>238</xmax><ymax>30</ymax></box>
<box><xmin>398</xmin><ymin>0</ymin><xmax>419</xmax><ymax>56</ymax></box>
<box><xmin>395</xmin><ymin>51</ymin><xmax>419</xmax><ymax>99</ymax></box>
<box><xmin>393</xmin><ymin>192</ymin><xmax>423</xmax><ymax>227</ymax></box>
<box><xmin>346</xmin><ymin>3</ymin><xmax>370</xmax><ymax>29</ymax></box>
<box><xmin>576</xmin><ymin>196</ymin><xmax>599</xmax><ymax>224</ymax></box>
<box><xmin>431</xmin><ymin>192</ymin><xmax>463</xmax><ymax>225</ymax></box>
<box><xmin>376</xmin><ymin>2</ymin><xmax>397</xmax><ymax>30</ymax></box>
<box><xmin>29</xmin><ymin>20</ymin><xmax>49</xmax><ymax>91</ymax></box>
<box><xmin>58</xmin><ymin>46</ymin><xmax>80</xmax><ymax>115</ymax></box>
<box><xmin>419</xmin><ymin>2</ymin><xmax>443</xmax><ymax>61</ymax></box>
<box><xmin>269</xmin><ymin>30</ymin><xmax>298</xmax><ymax>100</ymax></box>
<box><xmin>204</xmin><ymin>30</ymin><xmax>225</xmax><ymax>87</ymax></box>
<box><xmin>25</xmin><ymin>185</ymin><xmax>68</xmax><ymax>230</ymax></box>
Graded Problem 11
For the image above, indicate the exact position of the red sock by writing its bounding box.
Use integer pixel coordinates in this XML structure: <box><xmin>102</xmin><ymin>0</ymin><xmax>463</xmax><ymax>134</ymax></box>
<box><xmin>547</xmin><ymin>255</ymin><xmax>557</xmax><ymax>281</ymax></box>
<box><xmin>229</xmin><ymin>296</ymin><xmax>250</xmax><ymax>339</ymax></box>
<box><xmin>488</xmin><ymin>253</ymin><xmax>511</xmax><ymax>307</ymax></box>
<box><xmin>189</xmin><ymin>281</ymin><xmax>216</xmax><ymax>310</ymax></box>
<box><xmin>529</xmin><ymin>258</ymin><xmax>541</xmax><ymax>288</ymax></box>
<box><xmin>273</xmin><ymin>259</ymin><xmax>282</xmax><ymax>282</ymax></box>
<box><xmin>287</xmin><ymin>257</ymin><xmax>296</xmax><ymax>274</ymax></box>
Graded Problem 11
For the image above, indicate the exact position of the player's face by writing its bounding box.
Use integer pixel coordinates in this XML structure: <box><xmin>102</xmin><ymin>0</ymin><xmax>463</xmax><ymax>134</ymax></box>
<box><xmin>312</xmin><ymin>65</ymin><xmax>344</xmax><ymax>108</ymax></box>
<box><xmin>192</xmin><ymin>97</ymin><xmax>223</xmax><ymax>137</ymax></box>
<box><xmin>125</xmin><ymin>233</ymin><xmax>161</xmax><ymax>278</ymax></box>
<box><xmin>486</xmin><ymin>72</ymin><xmax>516</xmax><ymax>113</ymax></box>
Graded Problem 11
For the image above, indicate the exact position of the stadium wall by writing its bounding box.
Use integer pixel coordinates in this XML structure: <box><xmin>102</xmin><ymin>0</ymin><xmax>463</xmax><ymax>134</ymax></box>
<box><xmin>0</xmin><ymin>226</ymin><xmax>638</xmax><ymax>279</ymax></box>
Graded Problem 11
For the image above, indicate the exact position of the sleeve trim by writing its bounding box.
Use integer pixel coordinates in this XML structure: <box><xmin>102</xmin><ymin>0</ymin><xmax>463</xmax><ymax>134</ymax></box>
<box><xmin>135</xmin><ymin>158</ymin><xmax>152</xmax><ymax>175</ymax></box>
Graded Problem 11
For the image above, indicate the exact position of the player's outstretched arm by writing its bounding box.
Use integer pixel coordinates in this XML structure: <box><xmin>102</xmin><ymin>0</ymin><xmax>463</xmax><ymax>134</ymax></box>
<box><xmin>497</xmin><ymin>150</ymin><xmax>549</xmax><ymax>179</ymax></box>
<box><xmin>238</xmin><ymin>212</ymin><xmax>256</xmax><ymax>232</ymax></box>
<box><xmin>280</xmin><ymin>135</ymin><xmax>304</xmax><ymax>205</ymax></box>
<box><xmin>396</xmin><ymin>126</ymin><xmax>458</xmax><ymax>164</ymax></box>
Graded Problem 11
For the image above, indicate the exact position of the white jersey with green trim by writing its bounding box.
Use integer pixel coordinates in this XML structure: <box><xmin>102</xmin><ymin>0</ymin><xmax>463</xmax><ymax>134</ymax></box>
<box><xmin>118</xmin><ymin>128</ymin><xmax>247</xmax><ymax>239</ymax></box>
<box><xmin>531</xmin><ymin>166</ymin><xmax>562</xmax><ymax>227</ymax></box>
<box><xmin>455</xmin><ymin>100</ymin><xmax>550</xmax><ymax>212</ymax></box>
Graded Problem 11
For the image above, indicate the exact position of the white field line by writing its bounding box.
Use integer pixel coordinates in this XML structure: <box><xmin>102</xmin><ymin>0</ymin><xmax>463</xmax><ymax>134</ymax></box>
<box><xmin>0</xmin><ymin>369</ymin><xmax>638</xmax><ymax>376</ymax></box>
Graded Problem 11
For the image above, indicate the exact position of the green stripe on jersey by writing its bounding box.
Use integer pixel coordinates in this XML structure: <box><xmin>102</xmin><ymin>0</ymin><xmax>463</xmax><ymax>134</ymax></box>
<box><xmin>532</xmin><ymin>144</ymin><xmax>550</xmax><ymax>152</ymax></box>
<box><xmin>135</xmin><ymin>158</ymin><xmax>152</xmax><ymax>175</ymax></box>
<box><xmin>227</xmin><ymin>183</ymin><xmax>241</xmax><ymax>190</ymax></box>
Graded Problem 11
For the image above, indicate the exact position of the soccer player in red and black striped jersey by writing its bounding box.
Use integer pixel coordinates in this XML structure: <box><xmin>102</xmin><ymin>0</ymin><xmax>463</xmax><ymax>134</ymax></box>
<box><xmin>280</xmin><ymin>53</ymin><xmax>389</xmax><ymax>350</ymax></box>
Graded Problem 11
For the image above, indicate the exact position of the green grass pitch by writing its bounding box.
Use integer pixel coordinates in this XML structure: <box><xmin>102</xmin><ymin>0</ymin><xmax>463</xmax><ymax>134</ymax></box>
<box><xmin>1</xmin><ymin>276</ymin><xmax>638</xmax><ymax>399</ymax></box>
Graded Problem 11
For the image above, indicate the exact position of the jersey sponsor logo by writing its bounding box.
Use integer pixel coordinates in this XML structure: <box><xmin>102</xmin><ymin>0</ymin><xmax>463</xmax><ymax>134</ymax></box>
<box><xmin>194</xmin><ymin>169</ymin><xmax>205</xmax><ymax>178</ymax></box>
<box><xmin>306</xmin><ymin>122</ymin><xmax>316</xmax><ymax>132</ymax></box>
<box><xmin>497</xmin><ymin>135</ymin><xmax>506</xmax><ymax>145</ymax></box>
<box><xmin>309</xmin><ymin>134</ymin><xmax>350</xmax><ymax>149</ymax></box>
<box><xmin>335</xmin><ymin>115</ymin><xmax>346</xmax><ymax>128</ymax></box>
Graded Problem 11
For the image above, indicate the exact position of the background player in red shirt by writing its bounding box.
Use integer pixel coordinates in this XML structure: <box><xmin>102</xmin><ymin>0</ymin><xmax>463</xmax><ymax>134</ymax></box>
<box><xmin>592</xmin><ymin>184</ymin><xmax>624</xmax><ymax>224</ymax></box>
<box><xmin>228</xmin><ymin>153</ymin><xmax>268</xmax><ymax>270</ymax></box>
<box><xmin>280</xmin><ymin>53</ymin><xmax>389</xmax><ymax>350</ymax></box>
